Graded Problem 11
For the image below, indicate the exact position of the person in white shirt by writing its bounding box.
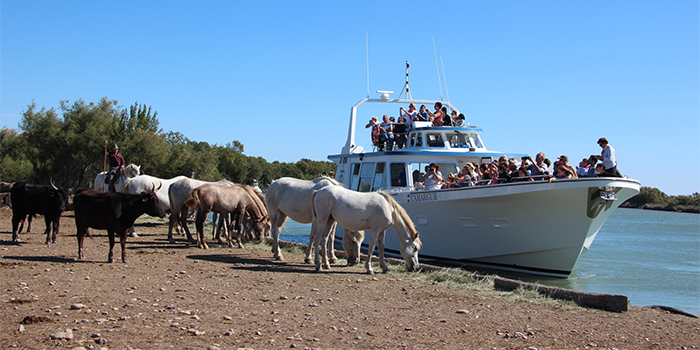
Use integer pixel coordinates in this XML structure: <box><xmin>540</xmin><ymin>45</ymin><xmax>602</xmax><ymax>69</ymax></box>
<box><xmin>422</xmin><ymin>162</ymin><xmax>443</xmax><ymax>190</ymax></box>
<box><xmin>594</xmin><ymin>137</ymin><xmax>622</xmax><ymax>177</ymax></box>
<box><xmin>399</xmin><ymin>103</ymin><xmax>418</xmax><ymax>128</ymax></box>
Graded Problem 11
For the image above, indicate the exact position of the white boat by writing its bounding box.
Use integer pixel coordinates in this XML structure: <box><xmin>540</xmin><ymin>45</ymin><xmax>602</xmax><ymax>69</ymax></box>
<box><xmin>328</xmin><ymin>90</ymin><xmax>641</xmax><ymax>278</ymax></box>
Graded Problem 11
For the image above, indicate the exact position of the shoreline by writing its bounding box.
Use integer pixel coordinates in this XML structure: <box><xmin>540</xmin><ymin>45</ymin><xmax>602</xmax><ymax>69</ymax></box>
<box><xmin>621</xmin><ymin>203</ymin><xmax>700</xmax><ymax>214</ymax></box>
<box><xmin>1</xmin><ymin>210</ymin><xmax>699</xmax><ymax>349</ymax></box>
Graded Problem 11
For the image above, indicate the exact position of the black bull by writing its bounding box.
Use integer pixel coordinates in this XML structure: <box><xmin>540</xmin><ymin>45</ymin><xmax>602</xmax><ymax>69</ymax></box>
<box><xmin>74</xmin><ymin>189</ymin><xmax>166</xmax><ymax>263</ymax></box>
<box><xmin>10</xmin><ymin>182</ymin><xmax>71</xmax><ymax>244</ymax></box>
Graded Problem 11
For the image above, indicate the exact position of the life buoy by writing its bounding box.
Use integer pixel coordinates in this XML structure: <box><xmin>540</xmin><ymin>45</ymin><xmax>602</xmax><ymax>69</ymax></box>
<box><xmin>371</xmin><ymin>126</ymin><xmax>380</xmax><ymax>146</ymax></box>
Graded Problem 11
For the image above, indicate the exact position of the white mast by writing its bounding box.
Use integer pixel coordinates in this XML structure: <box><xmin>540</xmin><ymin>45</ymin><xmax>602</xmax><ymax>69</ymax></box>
<box><xmin>433</xmin><ymin>37</ymin><xmax>443</xmax><ymax>101</ymax></box>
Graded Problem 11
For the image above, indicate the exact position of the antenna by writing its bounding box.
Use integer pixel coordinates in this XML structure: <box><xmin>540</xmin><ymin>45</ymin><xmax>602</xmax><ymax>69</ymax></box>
<box><xmin>441</xmin><ymin>56</ymin><xmax>450</xmax><ymax>107</ymax></box>
<box><xmin>366</xmin><ymin>31</ymin><xmax>370</xmax><ymax>98</ymax></box>
<box><xmin>433</xmin><ymin>37</ymin><xmax>443</xmax><ymax>101</ymax></box>
<box><xmin>398</xmin><ymin>61</ymin><xmax>412</xmax><ymax>100</ymax></box>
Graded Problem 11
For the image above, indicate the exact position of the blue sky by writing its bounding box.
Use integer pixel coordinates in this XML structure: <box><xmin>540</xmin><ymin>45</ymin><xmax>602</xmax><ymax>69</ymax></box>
<box><xmin>1</xmin><ymin>1</ymin><xmax>698</xmax><ymax>195</ymax></box>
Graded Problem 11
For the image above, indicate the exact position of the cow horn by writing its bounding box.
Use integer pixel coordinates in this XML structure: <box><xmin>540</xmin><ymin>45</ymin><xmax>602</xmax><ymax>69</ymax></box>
<box><xmin>150</xmin><ymin>183</ymin><xmax>156</xmax><ymax>193</ymax></box>
<box><xmin>50</xmin><ymin>177</ymin><xmax>58</xmax><ymax>190</ymax></box>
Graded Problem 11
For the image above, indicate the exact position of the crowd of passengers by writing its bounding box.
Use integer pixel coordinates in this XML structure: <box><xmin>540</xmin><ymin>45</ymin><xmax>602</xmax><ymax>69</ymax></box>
<box><xmin>413</xmin><ymin>138</ymin><xmax>623</xmax><ymax>190</ymax></box>
<box><xmin>365</xmin><ymin>102</ymin><xmax>465</xmax><ymax>151</ymax></box>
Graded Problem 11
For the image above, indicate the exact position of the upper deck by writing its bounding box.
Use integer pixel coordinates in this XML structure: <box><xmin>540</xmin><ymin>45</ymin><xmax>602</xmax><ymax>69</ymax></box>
<box><xmin>329</xmin><ymin>93</ymin><xmax>525</xmax><ymax>164</ymax></box>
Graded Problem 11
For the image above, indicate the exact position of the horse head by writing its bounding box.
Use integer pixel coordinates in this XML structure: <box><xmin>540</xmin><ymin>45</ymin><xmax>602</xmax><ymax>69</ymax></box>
<box><xmin>401</xmin><ymin>237</ymin><xmax>421</xmax><ymax>272</ymax></box>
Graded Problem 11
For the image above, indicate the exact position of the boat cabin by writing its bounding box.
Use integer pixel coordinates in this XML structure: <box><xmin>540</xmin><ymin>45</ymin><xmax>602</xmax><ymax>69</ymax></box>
<box><xmin>332</xmin><ymin>123</ymin><xmax>515</xmax><ymax>193</ymax></box>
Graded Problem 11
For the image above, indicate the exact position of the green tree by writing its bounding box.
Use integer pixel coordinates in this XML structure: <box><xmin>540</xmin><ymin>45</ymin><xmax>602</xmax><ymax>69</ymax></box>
<box><xmin>18</xmin><ymin>102</ymin><xmax>64</xmax><ymax>184</ymax></box>
<box><xmin>60</xmin><ymin>98</ymin><xmax>121</xmax><ymax>187</ymax></box>
<box><xmin>0</xmin><ymin>127</ymin><xmax>32</xmax><ymax>181</ymax></box>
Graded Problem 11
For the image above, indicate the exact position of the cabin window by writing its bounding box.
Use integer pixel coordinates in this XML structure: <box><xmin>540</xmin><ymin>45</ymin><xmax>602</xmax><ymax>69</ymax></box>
<box><xmin>448</xmin><ymin>134</ymin><xmax>472</xmax><ymax>148</ymax></box>
<box><xmin>351</xmin><ymin>163</ymin><xmax>361</xmax><ymax>190</ymax></box>
<box><xmin>438</xmin><ymin>163</ymin><xmax>459</xmax><ymax>176</ymax></box>
<box><xmin>372</xmin><ymin>162</ymin><xmax>385</xmax><ymax>191</ymax></box>
<box><xmin>390</xmin><ymin>163</ymin><xmax>407</xmax><ymax>187</ymax></box>
<box><xmin>471</xmin><ymin>134</ymin><xmax>484</xmax><ymax>148</ymax></box>
<box><xmin>427</xmin><ymin>133</ymin><xmax>444</xmax><ymax>147</ymax></box>
<box><xmin>409</xmin><ymin>132</ymin><xmax>422</xmax><ymax>147</ymax></box>
<box><xmin>357</xmin><ymin>163</ymin><xmax>375</xmax><ymax>192</ymax></box>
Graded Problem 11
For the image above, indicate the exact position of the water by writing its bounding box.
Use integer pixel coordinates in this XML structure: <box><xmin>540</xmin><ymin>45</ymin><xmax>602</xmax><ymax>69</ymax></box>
<box><xmin>538</xmin><ymin>208</ymin><xmax>700</xmax><ymax>314</ymax></box>
<box><xmin>277</xmin><ymin>209</ymin><xmax>700</xmax><ymax>314</ymax></box>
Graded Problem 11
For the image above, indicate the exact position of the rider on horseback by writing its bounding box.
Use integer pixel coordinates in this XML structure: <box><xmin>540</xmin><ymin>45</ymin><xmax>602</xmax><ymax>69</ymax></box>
<box><xmin>104</xmin><ymin>140</ymin><xmax>126</xmax><ymax>192</ymax></box>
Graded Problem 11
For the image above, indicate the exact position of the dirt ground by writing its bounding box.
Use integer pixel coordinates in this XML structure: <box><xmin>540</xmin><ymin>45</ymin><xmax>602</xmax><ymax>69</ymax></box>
<box><xmin>1</xmin><ymin>208</ymin><xmax>698</xmax><ymax>350</ymax></box>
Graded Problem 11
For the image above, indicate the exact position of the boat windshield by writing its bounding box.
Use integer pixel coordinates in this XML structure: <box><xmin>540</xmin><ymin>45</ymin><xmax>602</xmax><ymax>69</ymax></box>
<box><xmin>447</xmin><ymin>133</ymin><xmax>472</xmax><ymax>148</ymax></box>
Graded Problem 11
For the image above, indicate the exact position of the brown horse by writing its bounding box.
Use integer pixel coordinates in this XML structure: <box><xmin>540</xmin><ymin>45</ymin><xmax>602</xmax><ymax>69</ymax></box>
<box><xmin>211</xmin><ymin>184</ymin><xmax>270</xmax><ymax>243</ymax></box>
<box><xmin>184</xmin><ymin>183</ymin><xmax>268</xmax><ymax>249</ymax></box>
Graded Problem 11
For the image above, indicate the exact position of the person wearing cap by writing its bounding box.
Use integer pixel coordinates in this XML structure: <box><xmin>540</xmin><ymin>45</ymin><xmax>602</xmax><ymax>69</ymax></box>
<box><xmin>594</xmin><ymin>137</ymin><xmax>622</xmax><ymax>177</ymax></box>
<box><xmin>104</xmin><ymin>140</ymin><xmax>126</xmax><ymax>192</ymax></box>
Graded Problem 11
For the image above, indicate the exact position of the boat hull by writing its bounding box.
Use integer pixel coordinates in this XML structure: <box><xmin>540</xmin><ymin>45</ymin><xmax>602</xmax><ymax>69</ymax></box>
<box><xmin>335</xmin><ymin>177</ymin><xmax>640</xmax><ymax>277</ymax></box>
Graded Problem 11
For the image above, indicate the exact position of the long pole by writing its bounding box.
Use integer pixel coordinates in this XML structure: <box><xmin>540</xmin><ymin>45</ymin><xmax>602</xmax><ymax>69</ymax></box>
<box><xmin>441</xmin><ymin>56</ymin><xmax>450</xmax><ymax>107</ymax></box>
<box><xmin>102</xmin><ymin>143</ymin><xmax>107</xmax><ymax>192</ymax></box>
<box><xmin>432</xmin><ymin>37</ymin><xmax>443</xmax><ymax>101</ymax></box>
<box><xmin>366</xmin><ymin>31</ymin><xmax>370</xmax><ymax>98</ymax></box>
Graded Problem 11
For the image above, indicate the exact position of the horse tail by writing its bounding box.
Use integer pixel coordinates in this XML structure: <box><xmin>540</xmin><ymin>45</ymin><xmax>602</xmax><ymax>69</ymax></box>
<box><xmin>123</xmin><ymin>177</ymin><xmax>134</xmax><ymax>193</ymax></box>
<box><xmin>310</xmin><ymin>189</ymin><xmax>319</xmax><ymax>222</ymax></box>
<box><xmin>378</xmin><ymin>191</ymin><xmax>421</xmax><ymax>248</ymax></box>
<box><xmin>183</xmin><ymin>189</ymin><xmax>200</xmax><ymax>208</ymax></box>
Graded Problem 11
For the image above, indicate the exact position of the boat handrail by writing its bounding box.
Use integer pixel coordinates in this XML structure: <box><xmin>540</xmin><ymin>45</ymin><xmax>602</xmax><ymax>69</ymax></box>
<box><xmin>385</xmin><ymin>174</ymin><xmax>639</xmax><ymax>194</ymax></box>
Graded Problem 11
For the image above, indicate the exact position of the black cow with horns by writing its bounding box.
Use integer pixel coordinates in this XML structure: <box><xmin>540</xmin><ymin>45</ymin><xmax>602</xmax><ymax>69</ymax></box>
<box><xmin>73</xmin><ymin>185</ymin><xmax>166</xmax><ymax>263</ymax></box>
<box><xmin>10</xmin><ymin>181</ymin><xmax>71</xmax><ymax>244</ymax></box>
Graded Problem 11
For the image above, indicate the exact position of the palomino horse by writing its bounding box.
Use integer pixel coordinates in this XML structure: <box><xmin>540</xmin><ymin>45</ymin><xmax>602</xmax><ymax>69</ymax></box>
<box><xmin>93</xmin><ymin>164</ymin><xmax>141</xmax><ymax>192</ymax></box>
<box><xmin>183</xmin><ymin>183</ymin><xmax>268</xmax><ymax>249</ymax></box>
<box><xmin>311</xmin><ymin>186</ymin><xmax>421</xmax><ymax>274</ymax></box>
<box><xmin>266</xmin><ymin>177</ymin><xmax>346</xmax><ymax>264</ymax></box>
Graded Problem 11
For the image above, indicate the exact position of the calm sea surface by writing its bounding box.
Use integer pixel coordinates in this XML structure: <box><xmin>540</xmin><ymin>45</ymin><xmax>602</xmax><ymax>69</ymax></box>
<box><xmin>278</xmin><ymin>209</ymin><xmax>700</xmax><ymax>314</ymax></box>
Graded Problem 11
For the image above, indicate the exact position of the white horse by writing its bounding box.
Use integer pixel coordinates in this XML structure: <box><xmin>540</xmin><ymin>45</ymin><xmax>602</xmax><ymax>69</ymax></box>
<box><xmin>266</xmin><ymin>177</ymin><xmax>345</xmax><ymax>264</ymax></box>
<box><xmin>93</xmin><ymin>164</ymin><xmax>141</xmax><ymax>192</ymax></box>
<box><xmin>122</xmin><ymin>174</ymin><xmax>188</xmax><ymax>236</ymax></box>
<box><xmin>311</xmin><ymin>186</ymin><xmax>421</xmax><ymax>274</ymax></box>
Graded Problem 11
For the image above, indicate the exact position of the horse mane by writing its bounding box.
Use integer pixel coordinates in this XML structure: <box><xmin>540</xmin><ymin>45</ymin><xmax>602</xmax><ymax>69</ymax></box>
<box><xmin>313</xmin><ymin>176</ymin><xmax>343</xmax><ymax>187</ymax></box>
<box><xmin>237</xmin><ymin>184</ymin><xmax>268</xmax><ymax>221</ymax></box>
<box><xmin>378</xmin><ymin>191</ymin><xmax>421</xmax><ymax>247</ymax></box>
<box><xmin>125</xmin><ymin>163</ymin><xmax>141</xmax><ymax>174</ymax></box>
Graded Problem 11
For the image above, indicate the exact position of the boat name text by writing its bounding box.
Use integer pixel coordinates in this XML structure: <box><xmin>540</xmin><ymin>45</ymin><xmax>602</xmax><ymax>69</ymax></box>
<box><xmin>409</xmin><ymin>193</ymin><xmax>438</xmax><ymax>202</ymax></box>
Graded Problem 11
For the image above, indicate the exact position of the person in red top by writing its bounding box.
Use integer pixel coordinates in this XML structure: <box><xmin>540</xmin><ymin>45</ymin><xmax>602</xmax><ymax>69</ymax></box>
<box><xmin>426</xmin><ymin>102</ymin><xmax>444</xmax><ymax>126</ymax></box>
<box><xmin>104</xmin><ymin>140</ymin><xmax>126</xmax><ymax>192</ymax></box>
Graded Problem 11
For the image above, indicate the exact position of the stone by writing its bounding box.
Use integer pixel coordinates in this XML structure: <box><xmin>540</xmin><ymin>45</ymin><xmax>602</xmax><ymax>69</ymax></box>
<box><xmin>70</xmin><ymin>303</ymin><xmax>85</xmax><ymax>310</ymax></box>
<box><xmin>51</xmin><ymin>328</ymin><xmax>74</xmax><ymax>340</ymax></box>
